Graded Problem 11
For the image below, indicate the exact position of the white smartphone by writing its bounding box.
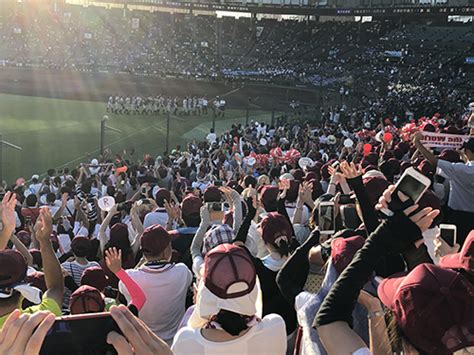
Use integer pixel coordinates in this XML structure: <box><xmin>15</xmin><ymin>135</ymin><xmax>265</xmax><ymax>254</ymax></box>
<box><xmin>319</xmin><ymin>201</ymin><xmax>335</xmax><ymax>234</ymax></box>
<box><xmin>381</xmin><ymin>167</ymin><xmax>431</xmax><ymax>216</ymax></box>
<box><xmin>439</xmin><ymin>224</ymin><xmax>457</xmax><ymax>247</ymax></box>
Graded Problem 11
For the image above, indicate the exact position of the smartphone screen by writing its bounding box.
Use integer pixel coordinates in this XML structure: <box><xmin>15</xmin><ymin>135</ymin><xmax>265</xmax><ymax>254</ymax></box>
<box><xmin>440</xmin><ymin>226</ymin><xmax>456</xmax><ymax>247</ymax></box>
<box><xmin>40</xmin><ymin>313</ymin><xmax>120</xmax><ymax>355</ymax></box>
<box><xmin>319</xmin><ymin>204</ymin><xmax>335</xmax><ymax>232</ymax></box>
<box><xmin>395</xmin><ymin>175</ymin><xmax>427</xmax><ymax>202</ymax></box>
<box><xmin>214</xmin><ymin>180</ymin><xmax>223</xmax><ymax>187</ymax></box>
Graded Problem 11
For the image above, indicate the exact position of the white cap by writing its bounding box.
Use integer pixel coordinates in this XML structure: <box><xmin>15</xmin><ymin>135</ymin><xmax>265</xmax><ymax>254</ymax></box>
<box><xmin>31</xmin><ymin>174</ymin><xmax>40</xmax><ymax>180</ymax></box>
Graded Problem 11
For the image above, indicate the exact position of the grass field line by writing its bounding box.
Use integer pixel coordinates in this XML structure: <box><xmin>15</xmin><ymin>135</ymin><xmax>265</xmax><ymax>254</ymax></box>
<box><xmin>45</xmin><ymin>118</ymin><xmax>167</xmax><ymax>176</ymax></box>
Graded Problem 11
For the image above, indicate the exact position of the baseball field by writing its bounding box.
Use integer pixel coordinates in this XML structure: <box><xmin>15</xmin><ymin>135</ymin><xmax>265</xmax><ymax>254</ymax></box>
<box><xmin>0</xmin><ymin>67</ymin><xmax>329</xmax><ymax>183</ymax></box>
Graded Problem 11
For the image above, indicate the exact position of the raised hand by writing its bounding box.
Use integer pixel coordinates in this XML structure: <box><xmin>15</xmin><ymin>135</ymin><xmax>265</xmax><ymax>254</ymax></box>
<box><xmin>376</xmin><ymin>185</ymin><xmax>439</xmax><ymax>233</ymax></box>
<box><xmin>340</xmin><ymin>161</ymin><xmax>362</xmax><ymax>180</ymax></box>
<box><xmin>107</xmin><ymin>305</ymin><xmax>173</xmax><ymax>355</ymax></box>
<box><xmin>105</xmin><ymin>247</ymin><xmax>122</xmax><ymax>274</ymax></box>
<box><xmin>34</xmin><ymin>208</ymin><xmax>53</xmax><ymax>244</ymax></box>
<box><xmin>1</xmin><ymin>191</ymin><xmax>17</xmax><ymax>236</ymax></box>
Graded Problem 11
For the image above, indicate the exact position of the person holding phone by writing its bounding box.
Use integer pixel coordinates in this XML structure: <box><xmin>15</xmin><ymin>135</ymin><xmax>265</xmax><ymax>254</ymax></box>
<box><xmin>0</xmin><ymin>208</ymin><xmax>64</xmax><ymax>328</ymax></box>
<box><xmin>414</xmin><ymin>133</ymin><xmax>474</xmax><ymax>246</ymax></box>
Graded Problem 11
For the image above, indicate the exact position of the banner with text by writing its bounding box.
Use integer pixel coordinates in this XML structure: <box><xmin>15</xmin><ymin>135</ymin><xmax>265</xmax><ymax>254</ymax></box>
<box><xmin>420</xmin><ymin>132</ymin><xmax>468</xmax><ymax>150</ymax></box>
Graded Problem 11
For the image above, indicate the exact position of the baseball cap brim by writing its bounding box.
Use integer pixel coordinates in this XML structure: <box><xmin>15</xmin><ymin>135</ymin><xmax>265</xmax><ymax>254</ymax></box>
<box><xmin>377</xmin><ymin>271</ymin><xmax>408</xmax><ymax>308</ymax></box>
<box><xmin>438</xmin><ymin>254</ymin><xmax>466</xmax><ymax>272</ymax></box>
<box><xmin>0</xmin><ymin>283</ymin><xmax>42</xmax><ymax>304</ymax></box>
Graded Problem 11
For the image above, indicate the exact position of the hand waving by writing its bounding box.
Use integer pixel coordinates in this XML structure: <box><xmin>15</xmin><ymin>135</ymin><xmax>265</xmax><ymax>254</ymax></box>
<box><xmin>34</xmin><ymin>208</ymin><xmax>53</xmax><ymax>244</ymax></box>
<box><xmin>340</xmin><ymin>161</ymin><xmax>362</xmax><ymax>180</ymax></box>
<box><xmin>1</xmin><ymin>191</ymin><xmax>17</xmax><ymax>235</ymax></box>
<box><xmin>105</xmin><ymin>247</ymin><xmax>122</xmax><ymax>274</ymax></box>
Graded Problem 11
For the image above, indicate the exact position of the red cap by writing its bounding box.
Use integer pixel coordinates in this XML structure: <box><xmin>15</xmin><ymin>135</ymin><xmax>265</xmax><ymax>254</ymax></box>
<box><xmin>0</xmin><ymin>250</ymin><xmax>27</xmax><ymax>287</ymax></box>
<box><xmin>259</xmin><ymin>185</ymin><xmax>279</xmax><ymax>209</ymax></box>
<box><xmin>16</xmin><ymin>230</ymin><xmax>31</xmax><ymax>248</ymax></box>
<box><xmin>25</xmin><ymin>271</ymin><xmax>46</xmax><ymax>292</ymax></box>
<box><xmin>140</xmin><ymin>224</ymin><xmax>171</xmax><ymax>256</ymax></box>
<box><xmin>331</xmin><ymin>236</ymin><xmax>365</xmax><ymax>274</ymax></box>
<box><xmin>70</xmin><ymin>285</ymin><xmax>105</xmax><ymax>315</ymax></box>
<box><xmin>418</xmin><ymin>159</ymin><xmax>436</xmax><ymax>178</ymax></box>
<box><xmin>181</xmin><ymin>195</ymin><xmax>203</xmax><ymax>217</ymax></box>
<box><xmin>81</xmin><ymin>266</ymin><xmax>108</xmax><ymax>292</ymax></box>
<box><xmin>260</xmin><ymin>212</ymin><xmax>292</xmax><ymax>245</ymax></box>
<box><xmin>203</xmin><ymin>244</ymin><xmax>256</xmax><ymax>299</ymax></box>
<box><xmin>110</xmin><ymin>223</ymin><xmax>129</xmax><ymax>243</ymax></box>
<box><xmin>378</xmin><ymin>264</ymin><xmax>474</xmax><ymax>354</ymax></box>
<box><xmin>203</xmin><ymin>186</ymin><xmax>222</xmax><ymax>203</ymax></box>
<box><xmin>439</xmin><ymin>230</ymin><xmax>474</xmax><ymax>274</ymax></box>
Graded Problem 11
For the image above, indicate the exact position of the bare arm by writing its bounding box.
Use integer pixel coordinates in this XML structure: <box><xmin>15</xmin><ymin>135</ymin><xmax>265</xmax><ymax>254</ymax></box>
<box><xmin>35</xmin><ymin>208</ymin><xmax>64</xmax><ymax>306</ymax></box>
<box><xmin>99</xmin><ymin>204</ymin><xmax>119</xmax><ymax>254</ymax></box>
<box><xmin>10</xmin><ymin>233</ymin><xmax>33</xmax><ymax>266</ymax></box>
<box><xmin>413</xmin><ymin>132</ymin><xmax>438</xmax><ymax>167</ymax></box>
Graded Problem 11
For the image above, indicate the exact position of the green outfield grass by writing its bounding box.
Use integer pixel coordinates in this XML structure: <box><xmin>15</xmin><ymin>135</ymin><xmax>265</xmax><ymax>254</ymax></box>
<box><xmin>0</xmin><ymin>93</ymin><xmax>274</xmax><ymax>183</ymax></box>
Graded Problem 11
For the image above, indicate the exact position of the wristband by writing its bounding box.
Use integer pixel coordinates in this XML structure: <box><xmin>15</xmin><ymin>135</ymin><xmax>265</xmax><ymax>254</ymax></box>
<box><xmin>367</xmin><ymin>310</ymin><xmax>384</xmax><ymax>319</ymax></box>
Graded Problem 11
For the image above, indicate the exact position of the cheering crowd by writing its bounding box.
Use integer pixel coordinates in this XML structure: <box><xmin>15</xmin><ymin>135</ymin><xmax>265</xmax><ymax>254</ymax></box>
<box><xmin>0</xmin><ymin>96</ymin><xmax>473</xmax><ymax>354</ymax></box>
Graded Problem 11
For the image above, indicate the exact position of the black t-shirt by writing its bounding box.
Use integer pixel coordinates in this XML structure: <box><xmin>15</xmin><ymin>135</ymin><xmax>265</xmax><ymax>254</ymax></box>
<box><xmin>251</xmin><ymin>256</ymin><xmax>297</xmax><ymax>335</ymax></box>
<box><xmin>170</xmin><ymin>230</ymin><xmax>196</xmax><ymax>271</ymax></box>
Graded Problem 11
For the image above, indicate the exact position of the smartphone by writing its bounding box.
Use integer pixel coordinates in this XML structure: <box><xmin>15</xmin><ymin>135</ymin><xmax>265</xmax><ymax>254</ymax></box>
<box><xmin>319</xmin><ymin>201</ymin><xmax>335</xmax><ymax>234</ymax></box>
<box><xmin>380</xmin><ymin>167</ymin><xmax>431</xmax><ymax>216</ymax></box>
<box><xmin>331</xmin><ymin>161</ymin><xmax>340</xmax><ymax>171</ymax></box>
<box><xmin>117</xmin><ymin>201</ymin><xmax>132</xmax><ymax>212</ymax></box>
<box><xmin>214</xmin><ymin>180</ymin><xmax>223</xmax><ymax>187</ymax></box>
<box><xmin>439</xmin><ymin>224</ymin><xmax>457</xmax><ymax>247</ymax></box>
<box><xmin>25</xmin><ymin>216</ymin><xmax>32</xmax><ymax>226</ymax></box>
<box><xmin>40</xmin><ymin>312</ymin><xmax>120</xmax><ymax>354</ymax></box>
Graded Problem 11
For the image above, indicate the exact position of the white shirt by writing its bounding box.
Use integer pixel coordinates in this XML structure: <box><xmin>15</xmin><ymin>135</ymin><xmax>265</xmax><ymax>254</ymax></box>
<box><xmin>119</xmin><ymin>263</ymin><xmax>192</xmax><ymax>345</ymax></box>
<box><xmin>206</xmin><ymin>133</ymin><xmax>217</xmax><ymax>145</ymax></box>
<box><xmin>143</xmin><ymin>209</ymin><xmax>168</xmax><ymax>229</ymax></box>
<box><xmin>171</xmin><ymin>314</ymin><xmax>287</xmax><ymax>355</ymax></box>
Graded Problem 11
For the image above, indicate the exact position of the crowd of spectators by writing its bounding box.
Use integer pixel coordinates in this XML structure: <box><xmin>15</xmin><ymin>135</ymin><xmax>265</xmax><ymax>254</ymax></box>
<box><xmin>0</xmin><ymin>92</ymin><xmax>473</xmax><ymax>353</ymax></box>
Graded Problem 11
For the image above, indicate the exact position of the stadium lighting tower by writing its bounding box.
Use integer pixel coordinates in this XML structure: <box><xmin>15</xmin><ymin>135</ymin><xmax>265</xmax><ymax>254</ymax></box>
<box><xmin>100</xmin><ymin>115</ymin><xmax>122</xmax><ymax>156</ymax></box>
<box><xmin>0</xmin><ymin>134</ymin><xmax>23</xmax><ymax>183</ymax></box>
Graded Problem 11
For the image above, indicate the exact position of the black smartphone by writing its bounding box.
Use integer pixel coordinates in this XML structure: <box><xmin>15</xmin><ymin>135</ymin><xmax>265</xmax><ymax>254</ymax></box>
<box><xmin>214</xmin><ymin>180</ymin><xmax>223</xmax><ymax>187</ymax></box>
<box><xmin>40</xmin><ymin>312</ymin><xmax>120</xmax><ymax>355</ymax></box>
<box><xmin>117</xmin><ymin>201</ymin><xmax>132</xmax><ymax>212</ymax></box>
<box><xmin>25</xmin><ymin>216</ymin><xmax>32</xmax><ymax>226</ymax></box>
<box><xmin>439</xmin><ymin>224</ymin><xmax>457</xmax><ymax>247</ymax></box>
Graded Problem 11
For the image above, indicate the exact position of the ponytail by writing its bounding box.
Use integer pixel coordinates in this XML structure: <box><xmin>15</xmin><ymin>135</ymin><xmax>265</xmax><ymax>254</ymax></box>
<box><xmin>273</xmin><ymin>235</ymin><xmax>290</xmax><ymax>257</ymax></box>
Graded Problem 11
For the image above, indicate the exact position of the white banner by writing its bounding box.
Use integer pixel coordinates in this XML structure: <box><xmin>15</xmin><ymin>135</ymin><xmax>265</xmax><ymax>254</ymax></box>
<box><xmin>200</xmin><ymin>41</ymin><xmax>208</xmax><ymax>48</ymax></box>
<box><xmin>420</xmin><ymin>132</ymin><xmax>468</xmax><ymax>150</ymax></box>
<box><xmin>84</xmin><ymin>32</ymin><xmax>92</xmax><ymax>39</ymax></box>
<box><xmin>131</xmin><ymin>18</ymin><xmax>140</xmax><ymax>30</ymax></box>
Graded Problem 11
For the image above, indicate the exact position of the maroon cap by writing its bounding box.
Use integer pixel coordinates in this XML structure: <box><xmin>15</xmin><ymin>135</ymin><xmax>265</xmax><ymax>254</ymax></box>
<box><xmin>155</xmin><ymin>188</ymin><xmax>171</xmax><ymax>207</ymax></box>
<box><xmin>291</xmin><ymin>169</ymin><xmax>305</xmax><ymax>182</ymax></box>
<box><xmin>0</xmin><ymin>250</ymin><xmax>27</xmax><ymax>287</ymax></box>
<box><xmin>308</xmin><ymin>179</ymin><xmax>324</xmax><ymax>200</ymax></box>
<box><xmin>81</xmin><ymin>266</ymin><xmax>108</xmax><ymax>292</ymax></box>
<box><xmin>70</xmin><ymin>285</ymin><xmax>105</xmax><ymax>315</ymax></box>
<box><xmin>17</xmin><ymin>230</ymin><xmax>31</xmax><ymax>248</ymax></box>
<box><xmin>140</xmin><ymin>224</ymin><xmax>171</xmax><ymax>256</ymax></box>
<box><xmin>378</xmin><ymin>264</ymin><xmax>474</xmax><ymax>354</ymax></box>
<box><xmin>71</xmin><ymin>236</ymin><xmax>91</xmax><ymax>257</ymax></box>
<box><xmin>439</xmin><ymin>149</ymin><xmax>461</xmax><ymax>163</ymax></box>
<box><xmin>203</xmin><ymin>244</ymin><xmax>256</xmax><ymax>299</ymax></box>
<box><xmin>362</xmin><ymin>176</ymin><xmax>390</xmax><ymax>207</ymax></box>
<box><xmin>331</xmin><ymin>236</ymin><xmax>365</xmax><ymax>274</ymax></box>
<box><xmin>304</xmin><ymin>171</ymin><xmax>318</xmax><ymax>181</ymax></box>
<box><xmin>259</xmin><ymin>185</ymin><xmax>279</xmax><ymax>208</ymax></box>
<box><xmin>110</xmin><ymin>223</ymin><xmax>129</xmax><ymax>243</ymax></box>
<box><xmin>400</xmin><ymin>161</ymin><xmax>412</xmax><ymax>174</ymax></box>
<box><xmin>203</xmin><ymin>186</ymin><xmax>222</xmax><ymax>203</ymax></box>
<box><xmin>439</xmin><ymin>230</ymin><xmax>474</xmax><ymax>274</ymax></box>
<box><xmin>320</xmin><ymin>163</ymin><xmax>331</xmax><ymax>180</ymax></box>
<box><xmin>181</xmin><ymin>195</ymin><xmax>203</xmax><ymax>217</ymax></box>
<box><xmin>260</xmin><ymin>212</ymin><xmax>293</xmax><ymax>245</ymax></box>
